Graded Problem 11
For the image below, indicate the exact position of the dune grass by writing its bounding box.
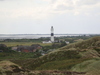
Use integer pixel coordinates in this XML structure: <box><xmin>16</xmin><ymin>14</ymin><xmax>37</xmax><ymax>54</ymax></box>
<box><xmin>60</xmin><ymin>36</ymin><xmax>100</xmax><ymax>50</ymax></box>
<box><xmin>11</xmin><ymin>50</ymin><xmax>82</xmax><ymax>70</ymax></box>
<box><xmin>71</xmin><ymin>58</ymin><xmax>100</xmax><ymax>72</ymax></box>
<box><xmin>35</xmin><ymin>58</ymin><xmax>90</xmax><ymax>71</ymax></box>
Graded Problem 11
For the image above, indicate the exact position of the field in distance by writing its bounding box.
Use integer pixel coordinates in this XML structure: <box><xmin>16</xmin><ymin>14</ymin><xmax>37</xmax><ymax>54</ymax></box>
<box><xmin>0</xmin><ymin>42</ymin><xmax>52</xmax><ymax>47</ymax></box>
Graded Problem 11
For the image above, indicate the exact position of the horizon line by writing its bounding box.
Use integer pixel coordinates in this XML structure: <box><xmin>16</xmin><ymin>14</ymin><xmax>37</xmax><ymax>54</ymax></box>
<box><xmin>0</xmin><ymin>33</ymin><xmax>100</xmax><ymax>35</ymax></box>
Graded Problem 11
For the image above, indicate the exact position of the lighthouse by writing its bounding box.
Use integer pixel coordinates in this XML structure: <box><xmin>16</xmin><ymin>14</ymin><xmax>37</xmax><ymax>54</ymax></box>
<box><xmin>51</xmin><ymin>26</ymin><xmax>54</xmax><ymax>42</ymax></box>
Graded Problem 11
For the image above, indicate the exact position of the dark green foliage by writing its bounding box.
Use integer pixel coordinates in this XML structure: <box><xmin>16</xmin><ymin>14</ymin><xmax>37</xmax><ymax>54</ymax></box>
<box><xmin>0</xmin><ymin>44</ymin><xmax>15</xmax><ymax>53</ymax></box>
<box><xmin>43</xmin><ymin>50</ymin><xmax>81</xmax><ymax>61</ymax></box>
<box><xmin>51</xmin><ymin>43</ymin><xmax>61</xmax><ymax>48</ymax></box>
<box><xmin>41</xmin><ymin>43</ymin><xmax>67</xmax><ymax>54</ymax></box>
<box><xmin>60</xmin><ymin>41</ymin><xmax>67</xmax><ymax>47</ymax></box>
<box><xmin>42</xmin><ymin>45</ymin><xmax>52</xmax><ymax>51</ymax></box>
<box><xmin>11</xmin><ymin>50</ymin><xmax>81</xmax><ymax>70</ymax></box>
<box><xmin>0</xmin><ymin>52</ymin><xmax>41</xmax><ymax>60</ymax></box>
<box><xmin>43</xmin><ymin>43</ymin><xmax>64</xmax><ymax>50</ymax></box>
<box><xmin>36</xmin><ymin>59</ymin><xmax>89</xmax><ymax>70</ymax></box>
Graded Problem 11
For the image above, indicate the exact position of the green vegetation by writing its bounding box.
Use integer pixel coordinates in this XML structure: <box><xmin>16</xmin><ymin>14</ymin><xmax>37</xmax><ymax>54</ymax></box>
<box><xmin>35</xmin><ymin>59</ymin><xmax>89</xmax><ymax>70</ymax></box>
<box><xmin>0</xmin><ymin>52</ymin><xmax>41</xmax><ymax>60</ymax></box>
<box><xmin>10</xmin><ymin>49</ymin><xmax>84</xmax><ymax>70</ymax></box>
<box><xmin>10</xmin><ymin>36</ymin><xmax>100</xmax><ymax>74</ymax></box>
<box><xmin>0</xmin><ymin>42</ymin><xmax>52</xmax><ymax>47</ymax></box>
<box><xmin>61</xmin><ymin>36</ymin><xmax>100</xmax><ymax>50</ymax></box>
<box><xmin>2</xmin><ymin>39</ymin><xmax>42</xmax><ymax>42</ymax></box>
<box><xmin>0</xmin><ymin>44</ymin><xmax>42</xmax><ymax>60</ymax></box>
<box><xmin>71</xmin><ymin>58</ymin><xmax>100</xmax><ymax>72</ymax></box>
<box><xmin>0</xmin><ymin>36</ymin><xmax>100</xmax><ymax>75</ymax></box>
<box><xmin>0</xmin><ymin>60</ymin><xmax>31</xmax><ymax>75</ymax></box>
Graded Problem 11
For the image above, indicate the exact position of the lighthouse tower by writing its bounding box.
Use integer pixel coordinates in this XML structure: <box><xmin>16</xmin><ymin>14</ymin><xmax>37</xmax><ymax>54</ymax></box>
<box><xmin>51</xmin><ymin>26</ymin><xmax>54</xmax><ymax>42</ymax></box>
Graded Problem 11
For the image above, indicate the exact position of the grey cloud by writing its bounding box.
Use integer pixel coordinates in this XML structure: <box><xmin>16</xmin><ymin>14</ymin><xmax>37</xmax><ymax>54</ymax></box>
<box><xmin>51</xmin><ymin>0</ymin><xmax>57</xmax><ymax>3</ymax></box>
<box><xmin>0</xmin><ymin>0</ymin><xmax>4</xmax><ymax>1</ymax></box>
<box><xmin>50</xmin><ymin>0</ymin><xmax>74</xmax><ymax>11</ymax></box>
<box><xmin>56</xmin><ymin>5</ymin><xmax>74</xmax><ymax>11</ymax></box>
<box><xmin>77</xmin><ymin>0</ymin><xmax>100</xmax><ymax>6</ymax></box>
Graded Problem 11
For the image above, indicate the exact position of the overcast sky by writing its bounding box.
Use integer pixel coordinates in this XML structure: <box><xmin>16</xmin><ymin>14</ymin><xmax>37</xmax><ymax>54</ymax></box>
<box><xmin>0</xmin><ymin>0</ymin><xmax>100</xmax><ymax>34</ymax></box>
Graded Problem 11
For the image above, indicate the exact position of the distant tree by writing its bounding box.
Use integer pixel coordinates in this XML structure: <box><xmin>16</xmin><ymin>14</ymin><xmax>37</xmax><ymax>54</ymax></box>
<box><xmin>60</xmin><ymin>42</ymin><xmax>67</xmax><ymax>47</ymax></box>
<box><xmin>51</xmin><ymin>43</ymin><xmax>61</xmax><ymax>49</ymax></box>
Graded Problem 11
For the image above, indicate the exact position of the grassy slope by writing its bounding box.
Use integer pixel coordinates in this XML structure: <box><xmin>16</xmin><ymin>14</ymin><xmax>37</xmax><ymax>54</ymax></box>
<box><xmin>0</xmin><ymin>60</ymin><xmax>25</xmax><ymax>74</ymax></box>
<box><xmin>10</xmin><ymin>36</ymin><xmax>100</xmax><ymax>75</ymax></box>
<box><xmin>60</xmin><ymin>36</ymin><xmax>100</xmax><ymax>50</ymax></box>
<box><xmin>71</xmin><ymin>58</ymin><xmax>100</xmax><ymax>75</ymax></box>
<box><xmin>11</xmin><ymin>50</ymin><xmax>82</xmax><ymax>70</ymax></box>
<box><xmin>71</xmin><ymin>58</ymin><xmax>100</xmax><ymax>72</ymax></box>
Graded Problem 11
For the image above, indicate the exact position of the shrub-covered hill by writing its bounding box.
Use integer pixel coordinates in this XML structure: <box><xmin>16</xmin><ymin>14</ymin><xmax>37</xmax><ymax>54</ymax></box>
<box><xmin>60</xmin><ymin>36</ymin><xmax>100</xmax><ymax>51</ymax></box>
<box><xmin>11</xmin><ymin>36</ymin><xmax>100</xmax><ymax>73</ymax></box>
<box><xmin>0</xmin><ymin>60</ymin><xmax>31</xmax><ymax>75</ymax></box>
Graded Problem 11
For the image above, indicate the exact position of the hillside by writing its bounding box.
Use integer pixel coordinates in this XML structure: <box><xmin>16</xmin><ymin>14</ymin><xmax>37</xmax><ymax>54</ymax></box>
<box><xmin>61</xmin><ymin>36</ymin><xmax>100</xmax><ymax>51</ymax></box>
<box><xmin>0</xmin><ymin>60</ymin><xmax>31</xmax><ymax>75</ymax></box>
<box><xmin>11</xmin><ymin>36</ymin><xmax>100</xmax><ymax>75</ymax></box>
